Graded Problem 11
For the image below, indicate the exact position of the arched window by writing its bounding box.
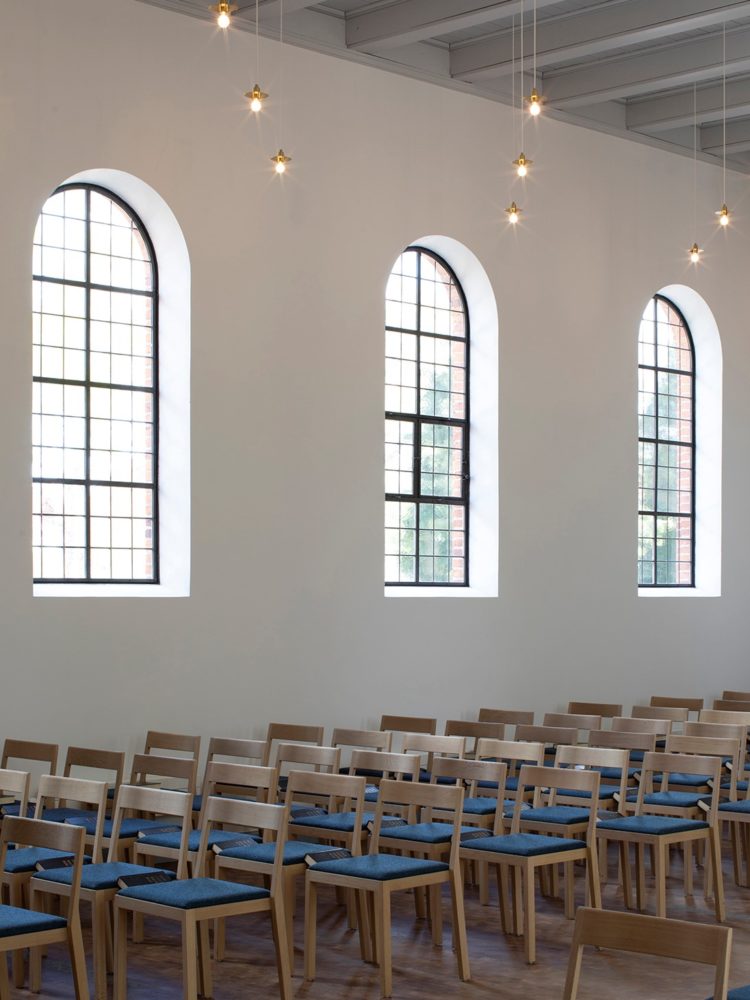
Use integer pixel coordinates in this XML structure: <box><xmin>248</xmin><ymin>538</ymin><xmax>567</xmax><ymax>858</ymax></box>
<box><xmin>385</xmin><ymin>247</ymin><xmax>469</xmax><ymax>586</ymax></box>
<box><xmin>32</xmin><ymin>184</ymin><xmax>158</xmax><ymax>582</ymax></box>
<box><xmin>638</xmin><ymin>294</ymin><xmax>695</xmax><ymax>587</ymax></box>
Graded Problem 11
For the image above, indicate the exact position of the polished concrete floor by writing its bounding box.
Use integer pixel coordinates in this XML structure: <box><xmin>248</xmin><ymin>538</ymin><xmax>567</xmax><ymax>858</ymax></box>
<box><xmin>12</xmin><ymin>846</ymin><xmax>750</xmax><ymax>999</ymax></box>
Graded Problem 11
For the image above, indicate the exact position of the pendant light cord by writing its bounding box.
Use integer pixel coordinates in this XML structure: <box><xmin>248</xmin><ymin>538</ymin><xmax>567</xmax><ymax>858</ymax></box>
<box><xmin>693</xmin><ymin>82</ymin><xmax>697</xmax><ymax>237</ymax></box>
<box><xmin>533</xmin><ymin>0</ymin><xmax>537</xmax><ymax>89</ymax></box>
<box><xmin>279</xmin><ymin>0</ymin><xmax>284</xmax><ymax>144</ymax></box>
<box><xmin>255</xmin><ymin>0</ymin><xmax>260</xmax><ymax>80</ymax></box>
<box><xmin>722</xmin><ymin>22</ymin><xmax>727</xmax><ymax>205</ymax></box>
<box><xmin>520</xmin><ymin>0</ymin><xmax>525</xmax><ymax>146</ymax></box>
<box><xmin>511</xmin><ymin>15</ymin><xmax>517</xmax><ymax>152</ymax></box>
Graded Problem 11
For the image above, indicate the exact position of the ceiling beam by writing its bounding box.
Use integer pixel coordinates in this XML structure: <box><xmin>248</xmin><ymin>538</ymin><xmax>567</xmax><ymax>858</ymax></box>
<box><xmin>345</xmin><ymin>0</ymin><xmax>562</xmax><ymax>53</ymax></box>
<box><xmin>541</xmin><ymin>24</ymin><xmax>750</xmax><ymax>108</ymax></box>
<box><xmin>627</xmin><ymin>76</ymin><xmax>750</xmax><ymax>132</ymax></box>
<box><xmin>257</xmin><ymin>0</ymin><xmax>319</xmax><ymax>18</ymax></box>
<box><xmin>701</xmin><ymin>118</ymin><xmax>750</xmax><ymax>153</ymax></box>
<box><xmin>451</xmin><ymin>0</ymin><xmax>750</xmax><ymax>83</ymax></box>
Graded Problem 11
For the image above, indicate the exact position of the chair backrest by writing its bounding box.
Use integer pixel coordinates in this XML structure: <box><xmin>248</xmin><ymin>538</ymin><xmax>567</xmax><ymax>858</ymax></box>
<box><xmin>348</xmin><ymin>750</ymin><xmax>420</xmax><ymax>783</ymax></box>
<box><xmin>36</xmin><ymin>774</ymin><xmax>109</xmax><ymax>862</ymax></box>
<box><xmin>664</xmin><ymin>734</ymin><xmax>743</xmax><ymax>797</ymax></box>
<box><xmin>199</xmin><ymin>761</ymin><xmax>277</xmax><ymax>816</ymax></box>
<box><xmin>589</xmin><ymin>730</ymin><xmax>658</xmax><ymax>762</ymax></box>
<box><xmin>3</xmin><ymin>816</ymin><xmax>86</xmax><ymax>914</ymax></box>
<box><xmin>108</xmin><ymin>784</ymin><xmax>193</xmax><ymax>873</ymax></box>
<box><xmin>206</xmin><ymin>737</ymin><xmax>267</xmax><ymax>765</ymax></box>
<box><xmin>636</xmin><ymin>752</ymin><xmax>721</xmax><ymax>824</ymax></box>
<box><xmin>714</xmin><ymin>698</ymin><xmax>750</xmax><ymax>713</ymax></box>
<box><xmin>195</xmin><ymin>796</ymin><xmax>289</xmax><ymax>891</ymax></box>
<box><xmin>723</xmin><ymin>690</ymin><xmax>750</xmax><ymax>701</ymax></box>
<box><xmin>477</xmin><ymin>708</ymin><xmax>534</xmax><ymax>734</ymax></box>
<box><xmin>63</xmin><ymin>747</ymin><xmax>126</xmax><ymax>801</ymax></box>
<box><xmin>369</xmin><ymin>778</ymin><xmax>464</xmax><ymax>868</ymax></box>
<box><xmin>143</xmin><ymin>730</ymin><xmax>201</xmax><ymax>758</ymax></box>
<box><xmin>0</xmin><ymin>769</ymin><xmax>30</xmax><ymax>818</ymax></box>
<box><xmin>430</xmin><ymin>756</ymin><xmax>507</xmax><ymax>804</ymax></box>
<box><xmin>568</xmin><ymin>701</ymin><xmax>622</xmax><ymax>719</ymax></box>
<box><xmin>543</xmin><ymin>713</ymin><xmax>602</xmax><ymax>742</ymax></box>
<box><xmin>379</xmin><ymin>715</ymin><xmax>437</xmax><ymax>740</ymax></box>
<box><xmin>612</xmin><ymin>716</ymin><xmax>673</xmax><ymax>737</ymax></box>
<box><xmin>401</xmin><ymin>733</ymin><xmax>465</xmax><ymax>774</ymax></box>
<box><xmin>284</xmin><ymin>771</ymin><xmax>366</xmax><ymax>850</ymax></box>
<box><xmin>129</xmin><ymin>753</ymin><xmax>198</xmax><ymax>796</ymax></box>
<box><xmin>685</xmin><ymin>721</ymin><xmax>748</xmax><ymax>775</ymax></box>
<box><xmin>562</xmin><ymin>907</ymin><xmax>732</xmax><ymax>1000</ymax></box>
<box><xmin>516</xmin><ymin>724</ymin><xmax>578</xmax><ymax>749</ymax></box>
<box><xmin>554</xmin><ymin>744</ymin><xmax>630</xmax><ymax>813</ymax></box>
<box><xmin>632</xmin><ymin>705</ymin><xmax>689</xmax><ymax>726</ymax></box>
<box><xmin>275</xmin><ymin>743</ymin><xmax>340</xmax><ymax>779</ymax></box>
<box><xmin>700</xmin><ymin>709</ymin><xmax>750</xmax><ymax>727</ymax></box>
<box><xmin>510</xmin><ymin>766</ymin><xmax>599</xmax><ymax>842</ymax></box>
<box><xmin>475</xmin><ymin>738</ymin><xmax>545</xmax><ymax>794</ymax></box>
<box><xmin>263</xmin><ymin>723</ymin><xmax>325</xmax><ymax>767</ymax></box>
<box><xmin>650</xmin><ymin>696</ymin><xmax>704</xmax><ymax>715</ymax></box>
<box><xmin>331</xmin><ymin>729</ymin><xmax>393</xmax><ymax>765</ymax></box>
<box><xmin>1</xmin><ymin>740</ymin><xmax>58</xmax><ymax>796</ymax></box>
<box><xmin>444</xmin><ymin>720</ymin><xmax>505</xmax><ymax>754</ymax></box>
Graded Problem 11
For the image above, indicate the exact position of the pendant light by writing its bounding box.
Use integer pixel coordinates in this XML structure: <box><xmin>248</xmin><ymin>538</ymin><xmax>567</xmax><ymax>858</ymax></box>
<box><xmin>244</xmin><ymin>0</ymin><xmax>268</xmax><ymax>112</ymax></box>
<box><xmin>527</xmin><ymin>0</ymin><xmax>541</xmax><ymax>116</ymax></box>
<box><xmin>211</xmin><ymin>1</ymin><xmax>236</xmax><ymax>29</ymax></box>
<box><xmin>271</xmin><ymin>0</ymin><xmax>292</xmax><ymax>175</ymax></box>
<box><xmin>689</xmin><ymin>83</ymin><xmax>702</xmax><ymax>264</ymax></box>
<box><xmin>505</xmin><ymin>202</ymin><xmax>521</xmax><ymax>224</ymax></box>
<box><xmin>512</xmin><ymin>15</ymin><xmax>533</xmax><ymax>179</ymax></box>
<box><xmin>715</xmin><ymin>23</ymin><xmax>731</xmax><ymax>227</ymax></box>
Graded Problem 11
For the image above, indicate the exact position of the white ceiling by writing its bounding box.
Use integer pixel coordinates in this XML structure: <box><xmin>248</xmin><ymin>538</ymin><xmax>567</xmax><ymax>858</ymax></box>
<box><xmin>136</xmin><ymin>0</ymin><xmax>750</xmax><ymax>173</ymax></box>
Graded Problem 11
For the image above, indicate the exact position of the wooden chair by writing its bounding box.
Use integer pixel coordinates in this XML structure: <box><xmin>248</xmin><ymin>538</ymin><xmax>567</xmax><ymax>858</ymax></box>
<box><xmin>516</xmin><ymin>724</ymin><xmax>578</xmax><ymax>765</ymax></box>
<box><xmin>613</xmin><ymin>716</ymin><xmax>674</xmax><ymax>761</ymax></box>
<box><xmin>596</xmin><ymin>751</ymin><xmax>725</xmax><ymax>920</ymax></box>
<box><xmin>478</xmin><ymin>708</ymin><xmax>534</xmax><ymax>737</ymax></box>
<box><xmin>113</xmin><ymin>797</ymin><xmax>292</xmax><ymax>1000</ymax></box>
<box><xmin>543</xmin><ymin>713</ymin><xmax>602</xmax><ymax>744</ymax></box>
<box><xmin>723</xmin><ymin>690</ymin><xmax>750</xmax><ymax>701</ymax></box>
<box><xmin>275</xmin><ymin>743</ymin><xmax>340</xmax><ymax>804</ymax></box>
<box><xmin>0</xmin><ymin>740</ymin><xmax>58</xmax><ymax>816</ymax></box>
<box><xmin>194</xmin><ymin>737</ymin><xmax>268</xmax><ymax>814</ymax></box>
<box><xmin>0</xmin><ymin>769</ymin><xmax>29</xmax><ymax>823</ymax></box>
<box><xmin>562</xmin><ymin>907</ymin><xmax>732</xmax><ymax>1000</ymax></box>
<box><xmin>460</xmin><ymin>764</ymin><xmax>602</xmax><ymax>964</ymax></box>
<box><xmin>475</xmin><ymin>737</ymin><xmax>546</xmax><ymax>805</ymax></box>
<box><xmin>429</xmin><ymin>756</ymin><xmax>509</xmax><ymax>831</ymax></box>
<box><xmin>285</xmin><ymin>771</ymin><xmax>368</xmax><ymax>853</ymax></box>
<box><xmin>61</xmin><ymin>747</ymin><xmax>126</xmax><ymax>818</ymax></box>
<box><xmin>379</xmin><ymin>715</ymin><xmax>437</xmax><ymax>750</ymax></box>
<box><xmin>715</xmin><ymin>699</ymin><xmax>750</xmax><ymax>713</ymax></box>
<box><xmin>31</xmin><ymin>785</ymin><xmax>192</xmax><ymax>1000</ymax></box>
<box><xmin>651</xmin><ymin>696</ymin><xmax>704</xmax><ymax>716</ymax></box>
<box><xmin>568</xmin><ymin>701</ymin><xmax>622</xmax><ymax>720</ymax></box>
<box><xmin>347</xmin><ymin>749</ymin><xmax>421</xmax><ymax>812</ymax></box>
<box><xmin>0</xmin><ymin>817</ymin><xmax>89</xmax><ymax>1000</ymax></box>
<box><xmin>304</xmin><ymin>778</ymin><xmax>470</xmax><ymax>998</ymax></box>
<box><xmin>143</xmin><ymin>730</ymin><xmax>201</xmax><ymax>760</ymax></box>
<box><xmin>632</xmin><ymin>705</ymin><xmax>690</xmax><ymax>733</ymax></box>
<box><xmin>401</xmin><ymin>733</ymin><xmax>465</xmax><ymax>781</ymax></box>
<box><xmin>263</xmin><ymin>723</ymin><xmax>325</xmax><ymax>768</ymax></box>
<box><xmin>444</xmin><ymin>720</ymin><xmax>505</xmax><ymax>756</ymax></box>
<box><xmin>589</xmin><ymin>729</ymin><xmax>657</xmax><ymax>785</ymax></box>
<box><xmin>331</xmin><ymin>728</ymin><xmax>392</xmax><ymax>774</ymax></box>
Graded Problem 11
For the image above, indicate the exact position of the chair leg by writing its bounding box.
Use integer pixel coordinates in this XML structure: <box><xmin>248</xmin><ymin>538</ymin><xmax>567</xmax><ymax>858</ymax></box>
<box><xmin>132</xmin><ymin>911</ymin><xmax>144</xmax><ymax>945</ymax></box>
<box><xmin>67</xmin><ymin>915</ymin><xmax>91</xmax><ymax>1000</ymax></box>
<box><xmin>563</xmin><ymin>861</ymin><xmax>575</xmax><ymax>920</ymax></box>
<box><xmin>636</xmin><ymin>844</ymin><xmax>646</xmax><ymax>911</ymax></box>
<box><xmin>428</xmin><ymin>883</ymin><xmax>442</xmax><ymax>947</ymax></box>
<box><xmin>355</xmin><ymin>890</ymin><xmax>373</xmax><ymax>964</ymax></box>
<box><xmin>684</xmin><ymin>841</ymin><xmax>694</xmax><ymax>897</ymax></box>
<box><xmin>374</xmin><ymin>887</ymin><xmax>392</xmax><ymax>998</ymax></box>
<box><xmin>512</xmin><ymin>868</ymin><xmax>523</xmax><ymax>937</ymax></box>
<box><xmin>710</xmin><ymin>829</ymin><xmax>726</xmax><ymax>923</ymax></box>
<box><xmin>213</xmin><ymin>918</ymin><xmax>226</xmax><ymax>963</ymax></box>
<box><xmin>182</xmin><ymin>915</ymin><xmax>199</xmax><ymax>1000</ymax></box>
<box><xmin>618</xmin><ymin>841</ymin><xmax>632</xmax><ymax>910</ymax></box>
<box><xmin>0</xmin><ymin>954</ymin><xmax>10</xmax><ymax>1000</ymax></box>
<box><xmin>449</xmin><ymin>871</ymin><xmax>471</xmax><ymax>983</ymax></box>
<box><xmin>303</xmin><ymin>879</ymin><xmax>317</xmax><ymax>982</ymax></box>
<box><xmin>653</xmin><ymin>841</ymin><xmax>667</xmax><ymax>918</ymax></box>
<box><xmin>92</xmin><ymin>894</ymin><xmax>108</xmax><ymax>1000</ymax></box>
<box><xmin>197</xmin><ymin>920</ymin><xmax>212</xmax><ymax>999</ymax></box>
<box><xmin>478</xmin><ymin>860</ymin><xmax>489</xmax><ymax>907</ymax></box>
<box><xmin>283</xmin><ymin>873</ymin><xmax>295</xmax><ymax>973</ymax></box>
<box><xmin>10</xmin><ymin>881</ymin><xmax>25</xmax><ymax>988</ymax></box>
<box><xmin>523</xmin><ymin>866</ymin><xmax>536</xmax><ymax>965</ymax></box>
<box><xmin>496</xmin><ymin>865</ymin><xmax>510</xmax><ymax>935</ymax></box>
<box><xmin>587</xmin><ymin>847</ymin><xmax>602</xmax><ymax>909</ymax></box>
<box><xmin>270</xmin><ymin>901</ymin><xmax>293</xmax><ymax>1000</ymax></box>
<box><xmin>113</xmin><ymin>907</ymin><xmax>128</xmax><ymax>1000</ymax></box>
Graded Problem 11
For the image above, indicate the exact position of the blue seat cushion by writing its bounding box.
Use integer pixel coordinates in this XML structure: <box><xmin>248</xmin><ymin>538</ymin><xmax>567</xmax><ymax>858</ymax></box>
<box><xmin>66</xmin><ymin>816</ymin><xmax>183</xmax><ymax>839</ymax></box>
<box><xmin>719</xmin><ymin>800</ymin><xmax>750</xmax><ymax>815</ymax></box>
<box><xmin>625</xmin><ymin>791</ymin><xmax>707</xmax><ymax>809</ymax></box>
<box><xmin>596</xmin><ymin>767</ymin><xmax>640</xmax><ymax>781</ymax></box>
<box><xmin>118</xmin><ymin>877</ymin><xmax>269</xmax><ymax>909</ymax></box>
<box><xmin>289</xmin><ymin>804</ymin><xmax>327</xmax><ymax>819</ymax></box>
<box><xmin>721</xmin><ymin>780</ymin><xmax>748</xmax><ymax>793</ymax></box>
<box><xmin>629</xmin><ymin>751</ymin><xmax>646</xmax><ymax>763</ymax></box>
<box><xmin>339</xmin><ymin>767</ymin><xmax>386</xmax><ymax>779</ymax></box>
<box><xmin>40</xmin><ymin>807</ymin><xmax>94</xmax><ymax>823</ymax></box>
<box><xmin>656</xmin><ymin>772</ymin><xmax>711</xmax><ymax>787</ymax></box>
<box><xmin>311</xmin><ymin>854</ymin><xmax>448</xmax><ymax>881</ymax></box>
<box><xmin>463</xmin><ymin>796</ymin><xmax>504</xmax><ymax>816</ymax></box>
<box><xmin>290</xmin><ymin>811</ymin><xmax>375</xmax><ymax>833</ymax></box>
<box><xmin>4</xmin><ymin>848</ymin><xmax>76</xmax><ymax>874</ymax></box>
<box><xmin>1</xmin><ymin>802</ymin><xmax>35</xmax><ymax>818</ymax></box>
<box><xmin>364</xmin><ymin>786</ymin><xmax>380</xmax><ymax>802</ymax></box>
<box><xmin>725</xmin><ymin>988</ymin><xmax>750</xmax><ymax>999</ymax></box>
<box><xmin>379</xmin><ymin>822</ymin><xmax>476</xmax><ymax>845</ymax></box>
<box><xmin>0</xmin><ymin>903</ymin><xmax>67</xmax><ymax>937</ymax></box>
<box><xmin>137</xmin><ymin>829</ymin><xmax>259</xmax><ymax>852</ymax></box>
<box><xmin>560</xmin><ymin>785</ymin><xmax>620</xmax><ymax>801</ymax></box>
<box><xmin>598</xmin><ymin>816</ymin><xmax>709</xmax><ymax>835</ymax></box>
<box><xmin>219</xmin><ymin>840</ymin><xmax>339</xmax><ymax>866</ymax></box>
<box><xmin>521</xmin><ymin>806</ymin><xmax>591</xmax><ymax>826</ymax></box>
<box><xmin>34</xmin><ymin>862</ymin><xmax>176</xmax><ymax>891</ymax></box>
<box><xmin>461</xmin><ymin>833</ymin><xmax>588</xmax><ymax>857</ymax></box>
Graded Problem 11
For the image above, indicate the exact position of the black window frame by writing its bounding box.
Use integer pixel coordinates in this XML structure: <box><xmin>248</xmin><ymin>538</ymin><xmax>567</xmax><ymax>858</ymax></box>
<box><xmin>32</xmin><ymin>182</ymin><xmax>160</xmax><ymax>584</ymax></box>
<box><xmin>385</xmin><ymin>246</ymin><xmax>470</xmax><ymax>587</ymax></box>
<box><xmin>638</xmin><ymin>293</ymin><xmax>696</xmax><ymax>588</ymax></box>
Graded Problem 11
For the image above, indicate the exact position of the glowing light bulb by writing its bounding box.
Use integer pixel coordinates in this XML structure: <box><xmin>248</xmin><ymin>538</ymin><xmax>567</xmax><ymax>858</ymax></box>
<box><xmin>528</xmin><ymin>88</ymin><xmax>542</xmax><ymax>117</ymax></box>
<box><xmin>245</xmin><ymin>85</ymin><xmax>268</xmax><ymax>113</ymax></box>
<box><xmin>689</xmin><ymin>242</ymin><xmax>702</xmax><ymax>264</ymax></box>
<box><xmin>513</xmin><ymin>152</ymin><xmax>532</xmax><ymax>178</ymax></box>
<box><xmin>272</xmin><ymin>149</ymin><xmax>291</xmax><ymax>174</ymax></box>
<box><xmin>505</xmin><ymin>201</ymin><xmax>521</xmax><ymax>224</ymax></box>
<box><xmin>716</xmin><ymin>203</ymin><xmax>730</xmax><ymax>227</ymax></box>
<box><xmin>210</xmin><ymin>2</ymin><xmax>236</xmax><ymax>28</ymax></box>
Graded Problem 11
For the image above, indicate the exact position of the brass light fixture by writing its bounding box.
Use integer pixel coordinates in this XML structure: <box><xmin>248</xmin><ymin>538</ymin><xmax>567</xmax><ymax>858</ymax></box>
<box><xmin>246</xmin><ymin>84</ymin><xmax>268</xmax><ymax>113</ymax></box>
<box><xmin>505</xmin><ymin>202</ymin><xmax>521</xmax><ymax>224</ymax></box>
<box><xmin>689</xmin><ymin>242</ymin><xmax>703</xmax><ymax>264</ymax></box>
<box><xmin>716</xmin><ymin>203</ymin><xmax>730</xmax><ymax>227</ymax></box>
<box><xmin>716</xmin><ymin>23</ymin><xmax>731</xmax><ymax>227</ymax></box>
<box><xmin>211</xmin><ymin>1</ymin><xmax>236</xmax><ymax>29</ymax></box>
<box><xmin>271</xmin><ymin>149</ymin><xmax>291</xmax><ymax>174</ymax></box>
<box><xmin>513</xmin><ymin>152</ymin><xmax>532</xmax><ymax>177</ymax></box>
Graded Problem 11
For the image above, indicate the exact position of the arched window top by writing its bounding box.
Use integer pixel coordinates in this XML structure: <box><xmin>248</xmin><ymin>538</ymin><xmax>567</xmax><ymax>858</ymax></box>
<box><xmin>638</xmin><ymin>294</ymin><xmax>696</xmax><ymax>588</ymax></box>
<box><xmin>385</xmin><ymin>246</ymin><xmax>470</xmax><ymax>587</ymax></box>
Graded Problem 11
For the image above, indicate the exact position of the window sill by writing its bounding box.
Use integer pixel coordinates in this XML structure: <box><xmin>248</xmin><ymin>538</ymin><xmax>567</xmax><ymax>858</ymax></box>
<box><xmin>637</xmin><ymin>587</ymin><xmax>720</xmax><ymax>598</ymax></box>
<box><xmin>385</xmin><ymin>586</ymin><xmax>497</xmax><ymax>598</ymax></box>
<box><xmin>33</xmin><ymin>583</ymin><xmax>189</xmax><ymax>598</ymax></box>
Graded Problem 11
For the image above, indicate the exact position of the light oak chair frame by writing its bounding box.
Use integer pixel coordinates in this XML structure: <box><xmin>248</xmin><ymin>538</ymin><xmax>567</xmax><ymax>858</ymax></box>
<box><xmin>475</xmin><ymin>738</ymin><xmax>546</xmax><ymax>807</ymax></box>
<box><xmin>477</xmin><ymin>708</ymin><xmax>534</xmax><ymax>737</ymax></box>
<box><xmin>568</xmin><ymin>701</ymin><xmax>623</xmax><ymax>719</ymax></box>
<box><xmin>443</xmin><ymin>720</ymin><xmax>505</xmax><ymax>756</ymax></box>
<box><xmin>562</xmin><ymin>907</ymin><xmax>732</xmax><ymax>1000</ymax></box>
<box><xmin>263</xmin><ymin>724</ymin><xmax>325</xmax><ymax>768</ymax></box>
